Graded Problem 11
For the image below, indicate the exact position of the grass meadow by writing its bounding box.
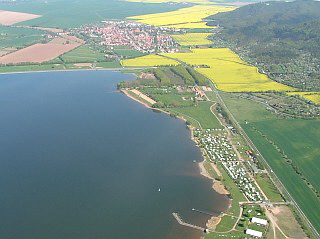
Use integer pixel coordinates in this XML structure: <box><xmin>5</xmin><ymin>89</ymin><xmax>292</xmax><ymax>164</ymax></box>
<box><xmin>168</xmin><ymin>101</ymin><xmax>223</xmax><ymax>129</ymax></box>
<box><xmin>60</xmin><ymin>46</ymin><xmax>106</xmax><ymax>63</ymax></box>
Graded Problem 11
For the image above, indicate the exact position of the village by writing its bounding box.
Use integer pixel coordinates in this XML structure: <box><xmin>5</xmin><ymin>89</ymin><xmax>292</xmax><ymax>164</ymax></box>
<box><xmin>78</xmin><ymin>20</ymin><xmax>181</xmax><ymax>54</ymax></box>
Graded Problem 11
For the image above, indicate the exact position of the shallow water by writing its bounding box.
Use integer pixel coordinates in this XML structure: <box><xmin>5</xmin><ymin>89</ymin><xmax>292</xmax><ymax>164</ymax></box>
<box><xmin>0</xmin><ymin>70</ymin><xmax>229</xmax><ymax>239</ymax></box>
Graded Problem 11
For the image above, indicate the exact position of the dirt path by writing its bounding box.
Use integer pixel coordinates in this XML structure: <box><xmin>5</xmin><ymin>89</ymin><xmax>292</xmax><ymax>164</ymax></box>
<box><xmin>130</xmin><ymin>89</ymin><xmax>157</xmax><ymax>105</ymax></box>
<box><xmin>265</xmin><ymin>206</ymin><xmax>289</xmax><ymax>239</ymax></box>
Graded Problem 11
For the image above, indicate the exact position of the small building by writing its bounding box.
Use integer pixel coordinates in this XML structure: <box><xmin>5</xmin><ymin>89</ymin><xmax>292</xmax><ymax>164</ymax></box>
<box><xmin>245</xmin><ymin>228</ymin><xmax>263</xmax><ymax>238</ymax></box>
<box><xmin>193</xmin><ymin>86</ymin><xmax>205</xmax><ymax>98</ymax></box>
<box><xmin>247</xmin><ymin>160</ymin><xmax>259</xmax><ymax>174</ymax></box>
<box><xmin>251</xmin><ymin>217</ymin><xmax>268</xmax><ymax>226</ymax></box>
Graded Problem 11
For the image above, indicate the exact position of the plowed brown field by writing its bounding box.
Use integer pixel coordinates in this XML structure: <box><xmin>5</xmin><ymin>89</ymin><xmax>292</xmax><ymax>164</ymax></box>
<box><xmin>0</xmin><ymin>10</ymin><xmax>41</xmax><ymax>25</ymax></box>
<box><xmin>0</xmin><ymin>41</ymin><xmax>81</xmax><ymax>64</ymax></box>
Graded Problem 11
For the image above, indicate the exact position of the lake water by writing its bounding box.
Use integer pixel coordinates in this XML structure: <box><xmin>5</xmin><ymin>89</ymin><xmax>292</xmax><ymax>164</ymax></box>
<box><xmin>0</xmin><ymin>70</ymin><xmax>229</xmax><ymax>239</ymax></box>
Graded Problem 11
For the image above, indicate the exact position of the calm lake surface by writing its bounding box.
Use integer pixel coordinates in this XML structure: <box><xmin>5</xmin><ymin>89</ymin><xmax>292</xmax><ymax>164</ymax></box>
<box><xmin>0</xmin><ymin>71</ymin><xmax>229</xmax><ymax>239</ymax></box>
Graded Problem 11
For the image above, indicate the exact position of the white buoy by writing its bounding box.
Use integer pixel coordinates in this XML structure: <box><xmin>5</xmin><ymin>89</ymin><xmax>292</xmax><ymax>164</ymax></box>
<box><xmin>158</xmin><ymin>188</ymin><xmax>161</xmax><ymax>192</ymax></box>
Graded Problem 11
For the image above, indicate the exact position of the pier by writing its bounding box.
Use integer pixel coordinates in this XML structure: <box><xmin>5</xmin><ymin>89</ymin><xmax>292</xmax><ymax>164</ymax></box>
<box><xmin>172</xmin><ymin>212</ymin><xmax>206</xmax><ymax>232</ymax></box>
<box><xmin>192</xmin><ymin>208</ymin><xmax>215</xmax><ymax>216</ymax></box>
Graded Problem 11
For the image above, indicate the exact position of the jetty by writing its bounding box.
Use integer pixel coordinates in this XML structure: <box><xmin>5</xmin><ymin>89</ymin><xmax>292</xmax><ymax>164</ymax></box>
<box><xmin>192</xmin><ymin>208</ymin><xmax>215</xmax><ymax>216</ymax></box>
<box><xmin>172</xmin><ymin>212</ymin><xmax>206</xmax><ymax>232</ymax></box>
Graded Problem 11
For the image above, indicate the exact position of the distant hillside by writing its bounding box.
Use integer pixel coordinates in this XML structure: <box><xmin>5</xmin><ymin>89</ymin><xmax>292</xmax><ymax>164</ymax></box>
<box><xmin>207</xmin><ymin>0</ymin><xmax>320</xmax><ymax>91</ymax></box>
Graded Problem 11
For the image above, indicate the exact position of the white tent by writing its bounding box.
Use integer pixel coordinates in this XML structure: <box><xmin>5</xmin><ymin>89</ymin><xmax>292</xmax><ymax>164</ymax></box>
<box><xmin>245</xmin><ymin>229</ymin><xmax>262</xmax><ymax>238</ymax></box>
<box><xmin>251</xmin><ymin>217</ymin><xmax>268</xmax><ymax>226</ymax></box>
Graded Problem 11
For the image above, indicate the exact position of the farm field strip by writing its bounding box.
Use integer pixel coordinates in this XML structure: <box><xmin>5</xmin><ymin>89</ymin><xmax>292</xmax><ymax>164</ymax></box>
<box><xmin>171</xmin><ymin>33</ymin><xmax>212</xmax><ymax>46</ymax></box>
<box><xmin>0</xmin><ymin>41</ymin><xmax>81</xmax><ymax>64</ymax></box>
<box><xmin>58</xmin><ymin>46</ymin><xmax>108</xmax><ymax>63</ymax></box>
<box><xmin>0</xmin><ymin>10</ymin><xmax>41</xmax><ymax>25</ymax></box>
<box><xmin>121</xmin><ymin>54</ymin><xmax>179</xmax><ymax>67</ymax></box>
<box><xmin>287</xmin><ymin>92</ymin><xmax>320</xmax><ymax>104</ymax></box>
<box><xmin>0</xmin><ymin>25</ymin><xmax>46</xmax><ymax>49</ymax></box>
<box><xmin>128</xmin><ymin>5</ymin><xmax>235</xmax><ymax>29</ymax></box>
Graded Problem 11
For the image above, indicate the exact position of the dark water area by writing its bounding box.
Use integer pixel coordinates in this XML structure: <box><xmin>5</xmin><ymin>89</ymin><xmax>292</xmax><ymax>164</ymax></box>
<box><xmin>0</xmin><ymin>70</ymin><xmax>229</xmax><ymax>239</ymax></box>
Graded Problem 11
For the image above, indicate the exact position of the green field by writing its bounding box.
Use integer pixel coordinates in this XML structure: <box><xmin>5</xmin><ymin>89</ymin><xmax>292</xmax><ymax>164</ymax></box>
<box><xmin>0</xmin><ymin>26</ymin><xmax>45</xmax><ymax>48</ymax></box>
<box><xmin>170</xmin><ymin>65</ymin><xmax>195</xmax><ymax>85</ymax></box>
<box><xmin>113</xmin><ymin>48</ymin><xmax>146</xmax><ymax>58</ymax></box>
<box><xmin>255</xmin><ymin>174</ymin><xmax>283</xmax><ymax>202</ymax></box>
<box><xmin>168</xmin><ymin>102</ymin><xmax>223</xmax><ymax>129</ymax></box>
<box><xmin>141</xmin><ymin>87</ymin><xmax>195</xmax><ymax>107</ymax></box>
<box><xmin>0</xmin><ymin>0</ymin><xmax>183</xmax><ymax>28</ymax></box>
<box><xmin>150</xmin><ymin>65</ymin><xmax>210</xmax><ymax>86</ymax></box>
<box><xmin>220</xmin><ymin>92</ymin><xmax>320</xmax><ymax>234</ymax></box>
<box><xmin>60</xmin><ymin>46</ymin><xmax>106</xmax><ymax>63</ymax></box>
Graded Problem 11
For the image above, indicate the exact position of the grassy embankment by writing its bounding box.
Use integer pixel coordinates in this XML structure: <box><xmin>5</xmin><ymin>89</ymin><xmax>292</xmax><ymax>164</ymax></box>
<box><xmin>254</xmin><ymin>174</ymin><xmax>284</xmax><ymax>202</ymax></box>
<box><xmin>0</xmin><ymin>64</ymin><xmax>65</xmax><ymax>73</ymax></box>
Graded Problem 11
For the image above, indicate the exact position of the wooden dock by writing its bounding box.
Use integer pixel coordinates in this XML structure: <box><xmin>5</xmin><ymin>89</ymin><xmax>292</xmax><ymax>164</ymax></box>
<box><xmin>172</xmin><ymin>212</ymin><xmax>206</xmax><ymax>232</ymax></box>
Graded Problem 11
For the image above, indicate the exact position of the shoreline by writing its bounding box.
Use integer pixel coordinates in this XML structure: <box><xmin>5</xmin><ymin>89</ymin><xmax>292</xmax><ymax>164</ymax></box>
<box><xmin>0</xmin><ymin>67</ymin><xmax>147</xmax><ymax>75</ymax></box>
<box><xmin>120</xmin><ymin>87</ymin><xmax>231</xmax><ymax>233</ymax></box>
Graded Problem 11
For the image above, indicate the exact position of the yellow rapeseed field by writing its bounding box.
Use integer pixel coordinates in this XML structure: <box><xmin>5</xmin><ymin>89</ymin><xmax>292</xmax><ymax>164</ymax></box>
<box><xmin>172</xmin><ymin>33</ymin><xmax>212</xmax><ymax>46</ymax></box>
<box><xmin>166</xmin><ymin>22</ymin><xmax>216</xmax><ymax>29</ymax></box>
<box><xmin>287</xmin><ymin>92</ymin><xmax>320</xmax><ymax>104</ymax></box>
<box><xmin>121</xmin><ymin>54</ymin><xmax>179</xmax><ymax>67</ymax></box>
<box><xmin>161</xmin><ymin>48</ymin><xmax>296</xmax><ymax>92</ymax></box>
<box><xmin>128</xmin><ymin>5</ymin><xmax>235</xmax><ymax>29</ymax></box>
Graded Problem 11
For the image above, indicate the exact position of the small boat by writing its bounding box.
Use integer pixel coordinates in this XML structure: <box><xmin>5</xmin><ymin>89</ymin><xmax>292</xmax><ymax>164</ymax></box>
<box><xmin>158</xmin><ymin>188</ymin><xmax>161</xmax><ymax>192</ymax></box>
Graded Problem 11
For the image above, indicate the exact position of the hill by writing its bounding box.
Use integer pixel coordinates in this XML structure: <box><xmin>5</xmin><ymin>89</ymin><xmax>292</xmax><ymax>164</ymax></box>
<box><xmin>207</xmin><ymin>0</ymin><xmax>320</xmax><ymax>91</ymax></box>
